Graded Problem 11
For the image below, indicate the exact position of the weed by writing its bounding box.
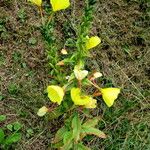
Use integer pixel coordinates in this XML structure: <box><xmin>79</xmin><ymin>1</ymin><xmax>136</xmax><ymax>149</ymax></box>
<box><xmin>0</xmin><ymin>116</ymin><xmax>22</xmax><ymax>150</ymax></box>
<box><xmin>17</xmin><ymin>8</ymin><xmax>27</xmax><ymax>23</ymax></box>
<box><xmin>28</xmin><ymin>37</ymin><xmax>37</xmax><ymax>45</ymax></box>
<box><xmin>8</xmin><ymin>83</ymin><xmax>19</xmax><ymax>95</ymax></box>
<box><xmin>28</xmin><ymin>0</ymin><xmax>121</xmax><ymax>149</ymax></box>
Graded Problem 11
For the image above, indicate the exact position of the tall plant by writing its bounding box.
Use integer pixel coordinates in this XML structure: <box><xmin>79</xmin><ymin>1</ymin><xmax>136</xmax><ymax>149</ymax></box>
<box><xmin>28</xmin><ymin>0</ymin><xmax>121</xmax><ymax>149</ymax></box>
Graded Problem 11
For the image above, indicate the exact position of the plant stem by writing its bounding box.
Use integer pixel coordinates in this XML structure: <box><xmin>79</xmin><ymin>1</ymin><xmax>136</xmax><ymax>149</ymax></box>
<box><xmin>76</xmin><ymin>0</ymin><xmax>96</xmax><ymax>64</ymax></box>
<box><xmin>48</xmin><ymin>104</ymin><xmax>75</xmax><ymax>120</ymax></box>
<box><xmin>39</xmin><ymin>6</ymin><xmax>44</xmax><ymax>25</ymax></box>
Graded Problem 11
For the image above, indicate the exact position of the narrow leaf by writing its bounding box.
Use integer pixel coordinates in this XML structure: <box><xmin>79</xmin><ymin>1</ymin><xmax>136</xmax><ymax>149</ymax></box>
<box><xmin>72</xmin><ymin>113</ymin><xmax>81</xmax><ymax>142</ymax></box>
<box><xmin>76</xmin><ymin>143</ymin><xmax>91</xmax><ymax>150</ymax></box>
<box><xmin>4</xmin><ymin>133</ymin><xmax>21</xmax><ymax>145</ymax></box>
<box><xmin>60</xmin><ymin>140</ymin><xmax>73</xmax><ymax>150</ymax></box>
<box><xmin>0</xmin><ymin>129</ymin><xmax>5</xmax><ymax>144</ymax></box>
<box><xmin>82</xmin><ymin>117</ymin><xmax>100</xmax><ymax>128</ymax></box>
<box><xmin>61</xmin><ymin>131</ymin><xmax>73</xmax><ymax>150</ymax></box>
<box><xmin>52</xmin><ymin>126</ymin><xmax>68</xmax><ymax>143</ymax></box>
<box><xmin>51</xmin><ymin>141</ymin><xmax>64</xmax><ymax>149</ymax></box>
<box><xmin>63</xmin><ymin>131</ymin><xmax>73</xmax><ymax>144</ymax></box>
<box><xmin>81</xmin><ymin>127</ymin><xmax>106</xmax><ymax>139</ymax></box>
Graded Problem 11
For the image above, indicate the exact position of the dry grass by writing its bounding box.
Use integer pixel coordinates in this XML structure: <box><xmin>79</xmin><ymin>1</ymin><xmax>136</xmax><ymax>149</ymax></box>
<box><xmin>0</xmin><ymin>0</ymin><xmax>150</xmax><ymax>149</ymax></box>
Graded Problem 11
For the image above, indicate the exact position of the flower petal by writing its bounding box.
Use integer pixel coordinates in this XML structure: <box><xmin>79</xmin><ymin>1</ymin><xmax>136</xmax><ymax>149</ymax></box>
<box><xmin>84</xmin><ymin>98</ymin><xmax>97</xmax><ymax>109</ymax></box>
<box><xmin>28</xmin><ymin>0</ymin><xmax>42</xmax><ymax>7</ymax></box>
<box><xmin>50</xmin><ymin>0</ymin><xmax>70</xmax><ymax>12</ymax></box>
<box><xmin>47</xmin><ymin>85</ymin><xmax>64</xmax><ymax>105</ymax></box>
<box><xmin>86</xmin><ymin>36</ymin><xmax>101</xmax><ymax>50</ymax></box>
<box><xmin>100</xmin><ymin>88</ymin><xmax>120</xmax><ymax>107</ymax></box>
<box><xmin>71</xmin><ymin>88</ymin><xmax>91</xmax><ymax>105</ymax></box>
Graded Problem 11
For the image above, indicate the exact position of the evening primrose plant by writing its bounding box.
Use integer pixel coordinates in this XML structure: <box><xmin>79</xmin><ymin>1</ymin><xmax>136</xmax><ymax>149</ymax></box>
<box><xmin>28</xmin><ymin>0</ymin><xmax>121</xmax><ymax>149</ymax></box>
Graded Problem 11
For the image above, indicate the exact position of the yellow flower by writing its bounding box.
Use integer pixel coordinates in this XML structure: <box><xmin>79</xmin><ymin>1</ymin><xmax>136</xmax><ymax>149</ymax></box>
<box><xmin>71</xmin><ymin>88</ymin><xmax>91</xmax><ymax>106</ymax></box>
<box><xmin>100</xmin><ymin>88</ymin><xmax>120</xmax><ymax>107</ymax></box>
<box><xmin>74</xmin><ymin>65</ymin><xmax>88</xmax><ymax>81</ymax></box>
<box><xmin>71</xmin><ymin>88</ymin><xmax>97</xmax><ymax>108</ymax></box>
<box><xmin>28</xmin><ymin>0</ymin><xmax>42</xmax><ymax>7</ymax></box>
<box><xmin>86</xmin><ymin>36</ymin><xmax>101</xmax><ymax>50</ymax></box>
<box><xmin>84</xmin><ymin>98</ymin><xmax>97</xmax><ymax>109</ymax></box>
<box><xmin>50</xmin><ymin>0</ymin><xmax>70</xmax><ymax>12</ymax></box>
<box><xmin>37</xmin><ymin>106</ymin><xmax>48</xmax><ymax>117</ymax></box>
<box><xmin>47</xmin><ymin>85</ymin><xmax>64</xmax><ymax>105</ymax></box>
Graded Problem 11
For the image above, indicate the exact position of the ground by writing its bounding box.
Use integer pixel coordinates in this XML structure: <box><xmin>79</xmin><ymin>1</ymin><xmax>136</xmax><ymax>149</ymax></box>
<box><xmin>0</xmin><ymin>0</ymin><xmax>150</xmax><ymax>150</ymax></box>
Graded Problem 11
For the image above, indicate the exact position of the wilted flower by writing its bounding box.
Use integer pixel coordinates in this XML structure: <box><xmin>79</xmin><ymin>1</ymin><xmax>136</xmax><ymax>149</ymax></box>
<box><xmin>90</xmin><ymin>72</ymin><xmax>102</xmax><ymax>80</ymax></box>
<box><xmin>37</xmin><ymin>106</ymin><xmax>48</xmax><ymax>117</ymax></box>
<box><xmin>65</xmin><ymin>76</ymin><xmax>70</xmax><ymax>80</ymax></box>
<box><xmin>61</xmin><ymin>49</ymin><xmax>68</xmax><ymax>55</ymax></box>
<box><xmin>74</xmin><ymin>65</ymin><xmax>88</xmax><ymax>81</ymax></box>
<box><xmin>100</xmin><ymin>88</ymin><xmax>120</xmax><ymax>107</ymax></box>
<box><xmin>93</xmin><ymin>72</ymin><xmax>102</xmax><ymax>78</ymax></box>
<box><xmin>86</xmin><ymin>36</ymin><xmax>101</xmax><ymax>50</ymax></box>
<box><xmin>50</xmin><ymin>0</ymin><xmax>70</xmax><ymax>12</ymax></box>
<box><xmin>56</xmin><ymin>60</ymin><xmax>65</xmax><ymax>66</ymax></box>
<box><xmin>47</xmin><ymin>85</ymin><xmax>64</xmax><ymax>105</ymax></box>
<box><xmin>28</xmin><ymin>0</ymin><xmax>42</xmax><ymax>7</ymax></box>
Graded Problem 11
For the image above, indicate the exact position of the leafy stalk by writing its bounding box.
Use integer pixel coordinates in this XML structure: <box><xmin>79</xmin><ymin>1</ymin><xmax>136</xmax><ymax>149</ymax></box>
<box><xmin>76</xmin><ymin>0</ymin><xmax>97</xmax><ymax>62</ymax></box>
<box><xmin>41</xmin><ymin>17</ymin><xmax>63</xmax><ymax>84</ymax></box>
<box><xmin>44</xmin><ymin>0</ymin><xmax>97</xmax><ymax>120</ymax></box>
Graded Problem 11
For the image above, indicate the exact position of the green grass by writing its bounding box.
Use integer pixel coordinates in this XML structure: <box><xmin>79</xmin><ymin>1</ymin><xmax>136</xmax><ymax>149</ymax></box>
<box><xmin>0</xmin><ymin>0</ymin><xmax>150</xmax><ymax>149</ymax></box>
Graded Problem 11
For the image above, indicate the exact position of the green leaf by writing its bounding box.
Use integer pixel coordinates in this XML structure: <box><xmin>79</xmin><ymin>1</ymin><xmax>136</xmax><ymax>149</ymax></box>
<box><xmin>26</xmin><ymin>128</ymin><xmax>34</xmax><ymax>138</ymax></box>
<box><xmin>0</xmin><ymin>115</ymin><xmax>6</xmax><ymax>122</ymax></box>
<box><xmin>63</xmin><ymin>131</ymin><xmax>73</xmax><ymax>144</ymax></box>
<box><xmin>65</xmin><ymin>38</ymin><xmax>76</xmax><ymax>48</ymax></box>
<box><xmin>81</xmin><ymin>127</ymin><xmax>106</xmax><ymax>139</ymax></box>
<box><xmin>82</xmin><ymin>109</ymin><xmax>92</xmax><ymax>118</ymax></box>
<box><xmin>72</xmin><ymin>113</ymin><xmax>81</xmax><ymax>142</ymax></box>
<box><xmin>13</xmin><ymin>122</ymin><xmax>22</xmax><ymax>131</ymax></box>
<box><xmin>82</xmin><ymin>117</ymin><xmax>100</xmax><ymax>128</ymax></box>
<box><xmin>61</xmin><ymin>141</ymin><xmax>73</xmax><ymax>150</ymax></box>
<box><xmin>29</xmin><ymin>37</ymin><xmax>37</xmax><ymax>45</ymax></box>
<box><xmin>0</xmin><ymin>129</ymin><xmax>5</xmax><ymax>144</ymax></box>
<box><xmin>61</xmin><ymin>131</ymin><xmax>73</xmax><ymax>150</ymax></box>
<box><xmin>76</xmin><ymin>143</ymin><xmax>91</xmax><ymax>150</ymax></box>
<box><xmin>63</xmin><ymin>58</ymin><xmax>74</xmax><ymax>63</ymax></box>
<box><xmin>0</xmin><ymin>95</ymin><xmax>4</xmax><ymax>101</ymax></box>
<box><xmin>6</xmin><ymin>124</ymin><xmax>13</xmax><ymax>131</ymax></box>
<box><xmin>52</xmin><ymin>141</ymin><xmax>64</xmax><ymax>149</ymax></box>
<box><xmin>4</xmin><ymin>133</ymin><xmax>21</xmax><ymax>145</ymax></box>
<box><xmin>52</xmin><ymin>126</ymin><xmax>68</xmax><ymax>143</ymax></box>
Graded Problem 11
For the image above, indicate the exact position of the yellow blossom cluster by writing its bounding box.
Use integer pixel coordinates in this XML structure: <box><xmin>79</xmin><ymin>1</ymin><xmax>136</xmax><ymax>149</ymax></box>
<box><xmin>46</xmin><ymin>85</ymin><xmax>120</xmax><ymax>108</ymax></box>
<box><xmin>33</xmin><ymin>0</ymin><xmax>121</xmax><ymax>117</ymax></box>
<box><xmin>28</xmin><ymin>0</ymin><xmax>70</xmax><ymax>12</ymax></box>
